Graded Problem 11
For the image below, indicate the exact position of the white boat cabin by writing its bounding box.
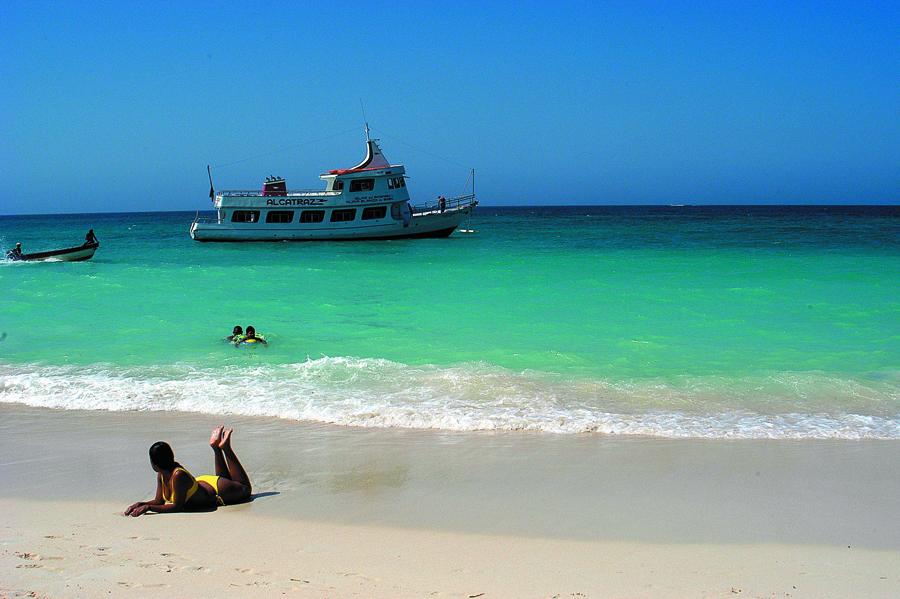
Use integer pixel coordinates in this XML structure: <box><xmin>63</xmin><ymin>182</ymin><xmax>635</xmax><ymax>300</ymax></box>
<box><xmin>190</xmin><ymin>135</ymin><xmax>476</xmax><ymax>241</ymax></box>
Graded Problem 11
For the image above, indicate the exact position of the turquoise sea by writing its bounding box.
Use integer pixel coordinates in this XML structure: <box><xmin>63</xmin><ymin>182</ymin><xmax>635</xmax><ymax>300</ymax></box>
<box><xmin>1</xmin><ymin>206</ymin><xmax>898</xmax><ymax>438</ymax></box>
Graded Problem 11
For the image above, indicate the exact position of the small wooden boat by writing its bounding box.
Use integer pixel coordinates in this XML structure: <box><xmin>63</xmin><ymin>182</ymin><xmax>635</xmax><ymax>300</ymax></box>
<box><xmin>6</xmin><ymin>241</ymin><xmax>99</xmax><ymax>262</ymax></box>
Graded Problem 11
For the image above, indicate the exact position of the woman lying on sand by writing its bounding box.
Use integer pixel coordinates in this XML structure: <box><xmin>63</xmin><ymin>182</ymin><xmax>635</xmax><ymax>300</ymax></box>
<box><xmin>125</xmin><ymin>426</ymin><xmax>252</xmax><ymax>517</ymax></box>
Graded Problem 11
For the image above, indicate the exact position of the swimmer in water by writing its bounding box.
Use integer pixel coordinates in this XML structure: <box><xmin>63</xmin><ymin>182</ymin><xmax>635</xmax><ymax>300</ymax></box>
<box><xmin>124</xmin><ymin>426</ymin><xmax>252</xmax><ymax>517</ymax></box>
<box><xmin>237</xmin><ymin>325</ymin><xmax>267</xmax><ymax>345</ymax></box>
<box><xmin>226</xmin><ymin>325</ymin><xmax>244</xmax><ymax>342</ymax></box>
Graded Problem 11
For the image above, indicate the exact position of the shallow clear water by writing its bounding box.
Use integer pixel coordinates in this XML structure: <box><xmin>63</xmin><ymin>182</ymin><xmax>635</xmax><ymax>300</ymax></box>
<box><xmin>1</xmin><ymin>206</ymin><xmax>898</xmax><ymax>438</ymax></box>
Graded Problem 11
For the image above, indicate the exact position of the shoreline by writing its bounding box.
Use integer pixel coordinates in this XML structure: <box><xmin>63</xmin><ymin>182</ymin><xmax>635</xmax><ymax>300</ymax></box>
<box><xmin>3</xmin><ymin>360</ymin><xmax>898</xmax><ymax>440</ymax></box>
<box><xmin>2</xmin><ymin>404</ymin><xmax>899</xmax><ymax>597</ymax></box>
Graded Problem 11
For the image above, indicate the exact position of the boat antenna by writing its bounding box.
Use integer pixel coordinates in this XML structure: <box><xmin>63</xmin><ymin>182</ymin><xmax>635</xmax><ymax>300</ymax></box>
<box><xmin>207</xmin><ymin>165</ymin><xmax>215</xmax><ymax>203</ymax></box>
<box><xmin>359</xmin><ymin>99</ymin><xmax>370</xmax><ymax>141</ymax></box>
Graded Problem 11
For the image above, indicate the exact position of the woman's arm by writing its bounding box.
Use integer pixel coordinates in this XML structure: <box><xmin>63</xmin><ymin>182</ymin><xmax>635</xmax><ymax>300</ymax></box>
<box><xmin>140</xmin><ymin>470</ymin><xmax>192</xmax><ymax>515</ymax></box>
<box><xmin>125</xmin><ymin>474</ymin><xmax>164</xmax><ymax>516</ymax></box>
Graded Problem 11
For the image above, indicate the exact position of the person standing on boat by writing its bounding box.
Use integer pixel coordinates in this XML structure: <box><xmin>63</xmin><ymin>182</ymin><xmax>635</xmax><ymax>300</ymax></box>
<box><xmin>402</xmin><ymin>202</ymin><xmax>412</xmax><ymax>227</ymax></box>
<box><xmin>6</xmin><ymin>243</ymin><xmax>23</xmax><ymax>260</ymax></box>
<box><xmin>438</xmin><ymin>196</ymin><xmax>446</xmax><ymax>213</ymax></box>
<box><xmin>84</xmin><ymin>229</ymin><xmax>98</xmax><ymax>245</ymax></box>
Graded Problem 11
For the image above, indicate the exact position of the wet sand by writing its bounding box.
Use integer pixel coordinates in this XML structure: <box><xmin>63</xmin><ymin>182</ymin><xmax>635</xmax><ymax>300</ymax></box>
<box><xmin>1</xmin><ymin>404</ymin><xmax>899</xmax><ymax>597</ymax></box>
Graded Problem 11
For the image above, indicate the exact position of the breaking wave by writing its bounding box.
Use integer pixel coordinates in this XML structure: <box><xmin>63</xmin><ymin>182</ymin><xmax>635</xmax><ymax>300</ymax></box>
<box><xmin>1</xmin><ymin>358</ymin><xmax>898</xmax><ymax>439</ymax></box>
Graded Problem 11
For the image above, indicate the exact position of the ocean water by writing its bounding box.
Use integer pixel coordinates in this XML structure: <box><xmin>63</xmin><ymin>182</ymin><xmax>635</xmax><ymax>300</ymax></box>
<box><xmin>1</xmin><ymin>206</ymin><xmax>898</xmax><ymax>438</ymax></box>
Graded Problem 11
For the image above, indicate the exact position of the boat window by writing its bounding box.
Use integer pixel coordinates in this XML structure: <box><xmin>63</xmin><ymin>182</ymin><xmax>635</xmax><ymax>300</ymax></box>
<box><xmin>349</xmin><ymin>179</ymin><xmax>375</xmax><ymax>192</ymax></box>
<box><xmin>330</xmin><ymin>208</ymin><xmax>357</xmax><ymax>222</ymax></box>
<box><xmin>265</xmin><ymin>210</ymin><xmax>294</xmax><ymax>223</ymax></box>
<box><xmin>361</xmin><ymin>206</ymin><xmax>387</xmax><ymax>220</ymax></box>
<box><xmin>333</xmin><ymin>180</ymin><xmax>344</xmax><ymax>191</ymax></box>
<box><xmin>231</xmin><ymin>210</ymin><xmax>260</xmax><ymax>223</ymax></box>
<box><xmin>300</xmin><ymin>210</ymin><xmax>325</xmax><ymax>223</ymax></box>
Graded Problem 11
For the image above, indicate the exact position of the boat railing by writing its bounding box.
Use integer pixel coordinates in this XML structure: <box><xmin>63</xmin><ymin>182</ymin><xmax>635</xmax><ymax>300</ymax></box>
<box><xmin>218</xmin><ymin>189</ymin><xmax>343</xmax><ymax>198</ymax></box>
<box><xmin>411</xmin><ymin>193</ymin><xmax>478</xmax><ymax>215</ymax></box>
<box><xmin>192</xmin><ymin>211</ymin><xmax>223</xmax><ymax>225</ymax></box>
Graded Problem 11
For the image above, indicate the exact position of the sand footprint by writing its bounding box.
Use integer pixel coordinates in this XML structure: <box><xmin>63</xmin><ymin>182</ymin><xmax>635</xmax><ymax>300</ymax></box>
<box><xmin>183</xmin><ymin>565</ymin><xmax>211</xmax><ymax>573</ymax></box>
<box><xmin>15</xmin><ymin>551</ymin><xmax>39</xmax><ymax>560</ymax></box>
<box><xmin>13</xmin><ymin>551</ymin><xmax>44</xmax><ymax>569</ymax></box>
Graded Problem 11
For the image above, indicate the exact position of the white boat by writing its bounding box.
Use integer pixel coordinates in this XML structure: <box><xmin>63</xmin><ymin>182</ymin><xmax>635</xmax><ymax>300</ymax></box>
<box><xmin>190</xmin><ymin>129</ymin><xmax>477</xmax><ymax>241</ymax></box>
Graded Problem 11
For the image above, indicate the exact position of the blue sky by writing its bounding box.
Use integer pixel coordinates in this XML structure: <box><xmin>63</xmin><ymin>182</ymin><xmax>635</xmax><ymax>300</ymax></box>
<box><xmin>1</xmin><ymin>1</ymin><xmax>898</xmax><ymax>214</ymax></box>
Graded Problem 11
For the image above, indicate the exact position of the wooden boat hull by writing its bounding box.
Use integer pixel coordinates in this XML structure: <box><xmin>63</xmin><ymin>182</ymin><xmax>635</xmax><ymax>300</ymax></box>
<box><xmin>10</xmin><ymin>242</ymin><xmax>99</xmax><ymax>262</ymax></box>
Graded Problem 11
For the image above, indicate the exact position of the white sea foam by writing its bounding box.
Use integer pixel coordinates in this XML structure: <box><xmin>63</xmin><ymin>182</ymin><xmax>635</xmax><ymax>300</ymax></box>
<box><xmin>1</xmin><ymin>359</ymin><xmax>898</xmax><ymax>439</ymax></box>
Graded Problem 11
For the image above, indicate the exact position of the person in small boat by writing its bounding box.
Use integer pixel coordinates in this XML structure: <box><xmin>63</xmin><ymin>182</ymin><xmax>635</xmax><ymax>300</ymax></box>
<box><xmin>124</xmin><ymin>426</ymin><xmax>252</xmax><ymax>517</ymax></box>
<box><xmin>6</xmin><ymin>243</ymin><xmax>23</xmax><ymax>260</ymax></box>
<box><xmin>236</xmin><ymin>325</ymin><xmax>267</xmax><ymax>345</ymax></box>
<box><xmin>84</xmin><ymin>229</ymin><xmax>98</xmax><ymax>245</ymax></box>
<box><xmin>226</xmin><ymin>325</ymin><xmax>244</xmax><ymax>342</ymax></box>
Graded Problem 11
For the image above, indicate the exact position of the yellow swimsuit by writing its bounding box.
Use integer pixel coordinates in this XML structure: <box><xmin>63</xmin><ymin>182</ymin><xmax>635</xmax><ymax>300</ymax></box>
<box><xmin>163</xmin><ymin>468</ymin><xmax>224</xmax><ymax>506</ymax></box>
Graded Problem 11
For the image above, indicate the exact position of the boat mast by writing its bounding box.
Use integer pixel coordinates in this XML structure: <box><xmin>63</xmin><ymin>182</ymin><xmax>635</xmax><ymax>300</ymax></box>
<box><xmin>207</xmin><ymin>165</ymin><xmax>215</xmax><ymax>203</ymax></box>
<box><xmin>359</xmin><ymin>98</ymin><xmax>371</xmax><ymax>142</ymax></box>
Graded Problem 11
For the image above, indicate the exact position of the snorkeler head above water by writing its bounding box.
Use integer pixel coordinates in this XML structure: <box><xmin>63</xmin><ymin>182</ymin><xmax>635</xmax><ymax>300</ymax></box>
<box><xmin>239</xmin><ymin>326</ymin><xmax>267</xmax><ymax>345</ymax></box>
<box><xmin>226</xmin><ymin>325</ymin><xmax>243</xmax><ymax>342</ymax></box>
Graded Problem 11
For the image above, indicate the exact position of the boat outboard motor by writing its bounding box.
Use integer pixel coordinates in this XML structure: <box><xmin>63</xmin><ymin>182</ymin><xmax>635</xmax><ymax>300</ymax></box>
<box><xmin>262</xmin><ymin>176</ymin><xmax>287</xmax><ymax>196</ymax></box>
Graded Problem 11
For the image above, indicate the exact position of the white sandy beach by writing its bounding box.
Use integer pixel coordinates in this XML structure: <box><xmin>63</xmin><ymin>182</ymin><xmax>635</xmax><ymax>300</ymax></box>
<box><xmin>2</xmin><ymin>404</ymin><xmax>899</xmax><ymax>598</ymax></box>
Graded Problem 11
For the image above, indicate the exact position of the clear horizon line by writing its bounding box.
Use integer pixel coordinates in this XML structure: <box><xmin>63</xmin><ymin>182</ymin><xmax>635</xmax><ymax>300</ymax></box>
<box><xmin>2</xmin><ymin>202</ymin><xmax>899</xmax><ymax>218</ymax></box>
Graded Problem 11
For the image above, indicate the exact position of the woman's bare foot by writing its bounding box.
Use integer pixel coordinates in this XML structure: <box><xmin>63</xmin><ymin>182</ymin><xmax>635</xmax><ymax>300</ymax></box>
<box><xmin>218</xmin><ymin>427</ymin><xmax>233</xmax><ymax>450</ymax></box>
<box><xmin>210</xmin><ymin>425</ymin><xmax>224</xmax><ymax>448</ymax></box>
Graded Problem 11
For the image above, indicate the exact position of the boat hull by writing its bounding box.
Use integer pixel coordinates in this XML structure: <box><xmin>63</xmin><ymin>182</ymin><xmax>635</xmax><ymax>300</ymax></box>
<box><xmin>190</xmin><ymin>207</ymin><xmax>471</xmax><ymax>242</ymax></box>
<box><xmin>10</xmin><ymin>242</ymin><xmax>99</xmax><ymax>262</ymax></box>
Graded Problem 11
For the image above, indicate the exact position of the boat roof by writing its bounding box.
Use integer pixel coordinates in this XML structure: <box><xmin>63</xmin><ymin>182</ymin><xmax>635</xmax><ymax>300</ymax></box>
<box><xmin>324</xmin><ymin>139</ymin><xmax>401</xmax><ymax>176</ymax></box>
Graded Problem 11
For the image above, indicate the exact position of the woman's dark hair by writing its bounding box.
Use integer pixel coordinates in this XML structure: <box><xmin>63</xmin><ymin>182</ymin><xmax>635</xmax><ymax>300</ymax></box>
<box><xmin>246</xmin><ymin>325</ymin><xmax>255</xmax><ymax>336</ymax></box>
<box><xmin>232</xmin><ymin>325</ymin><xmax>243</xmax><ymax>335</ymax></box>
<box><xmin>149</xmin><ymin>441</ymin><xmax>180</xmax><ymax>470</ymax></box>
